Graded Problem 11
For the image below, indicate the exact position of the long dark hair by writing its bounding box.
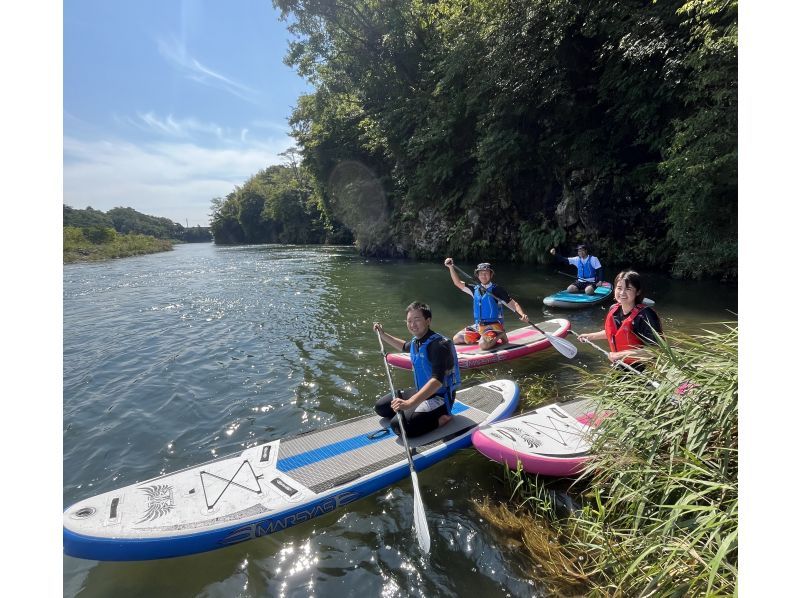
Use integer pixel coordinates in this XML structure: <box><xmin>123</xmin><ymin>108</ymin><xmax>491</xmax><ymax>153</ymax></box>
<box><xmin>614</xmin><ymin>270</ymin><xmax>645</xmax><ymax>304</ymax></box>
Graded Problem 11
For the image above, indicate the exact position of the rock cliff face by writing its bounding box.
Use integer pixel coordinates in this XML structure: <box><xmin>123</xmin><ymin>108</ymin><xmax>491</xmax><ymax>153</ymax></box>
<box><xmin>413</xmin><ymin>207</ymin><xmax>452</xmax><ymax>255</ymax></box>
<box><xmin>555</xmin><ymin>169</ymin><xmax>608</xmax><ymax>240</ymax></box>
<box><xmin>370</xmin><ymin>167</ymin><xmax>615</xmax><ymax>262</ymax></box>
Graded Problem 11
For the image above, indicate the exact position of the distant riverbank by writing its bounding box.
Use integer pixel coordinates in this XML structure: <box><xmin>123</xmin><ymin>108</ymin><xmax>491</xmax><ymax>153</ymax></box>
<box><xmin>63</xmin><ymin>226</ymin><xmax>173</xmax><ymax>263</ymax></box>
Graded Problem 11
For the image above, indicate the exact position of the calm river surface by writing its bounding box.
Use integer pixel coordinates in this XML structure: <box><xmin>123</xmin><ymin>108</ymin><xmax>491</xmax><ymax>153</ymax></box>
<box><xmin>63</xmin><ymin>243</ymin><xmax>737</xmax><ymax>597</ymax></box>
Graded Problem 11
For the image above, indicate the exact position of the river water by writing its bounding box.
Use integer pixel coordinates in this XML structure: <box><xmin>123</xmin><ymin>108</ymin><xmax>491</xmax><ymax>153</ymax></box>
<box><xmin>63</xmin><ymin>243</ymin><xmax>737</xmax><ymax>597</ymax></box>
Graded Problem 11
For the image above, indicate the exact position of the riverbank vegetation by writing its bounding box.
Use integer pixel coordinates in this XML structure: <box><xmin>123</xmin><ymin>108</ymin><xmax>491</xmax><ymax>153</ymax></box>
<box><xmin>211</xmin><ymin>0</ymin><xmax>736</xmax><ymax>279</ymax></box>
<box><xmin>64</xmin><ymin>226</ymin><xmax>173</xmax><ymax>263</ymax></box>
<box><xmin>63</xmin><ymin>205</ymin><xmax>213</xmax><ymax>262</ymax></box>
<box><xmin>64</xmin><ymin>205</ymin><xmax>213</xmax><ymax>243</ymax></box>
<box><xmin>209</xmin><ymin>152</ymin><xmax>352</xmax><ymax>245</ymax></box>
<box><xmin>474</xmin><ymin>324</ymin><xmax>738</xmax><ymax>595</ymax></box>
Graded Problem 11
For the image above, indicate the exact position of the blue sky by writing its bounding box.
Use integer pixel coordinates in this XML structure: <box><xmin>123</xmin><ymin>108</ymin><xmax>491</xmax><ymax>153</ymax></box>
<box><xmin>64</xmin><ymin>0</ymin><xmax>313</xmax><ymax>226</ymax></box>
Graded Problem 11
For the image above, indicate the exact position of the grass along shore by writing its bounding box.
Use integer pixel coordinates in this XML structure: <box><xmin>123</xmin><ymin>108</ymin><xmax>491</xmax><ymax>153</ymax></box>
<box><xmin>474</xmin><ymin>324</ymin><xmax>738</xmax><ymax>596</ymax></box>
<box><xmin>64</xmin><ymin>226</ymin><xmax>173</xmax><ymax>263</ymax></box>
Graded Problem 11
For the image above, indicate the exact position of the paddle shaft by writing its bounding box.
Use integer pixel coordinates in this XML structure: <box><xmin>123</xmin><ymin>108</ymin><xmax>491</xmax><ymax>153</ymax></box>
<box><xmin>569</xmin><ymin>330</ymin><xmax>660</xmax><ymax>389</ymax></box>
<box><xmin>557</xmin><ymin>270</ymin><xmax>607</xmax><ymax>285</ymax></box>
<box><xmin>451</xmin><ymin>264</ymin><xmax>577</xmax><ymax>358</ymax></box>
<box><xmin>557</xmin><ymin>270</ymin><xmax>589</xmax><ymax>281</ymax></box>
<box><xmin>376</xmin><ymin>332</ymin><xmax>416</xmax><ymax>467</ymax></box>
<box><xmin>375</xmin><ymin>329</ymin><xmax>431</xmax><ymax>552</ymax></box>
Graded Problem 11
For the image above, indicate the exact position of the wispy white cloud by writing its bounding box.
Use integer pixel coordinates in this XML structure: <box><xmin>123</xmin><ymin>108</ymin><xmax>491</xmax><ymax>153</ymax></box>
<box><xmin>121</xmin><ymin>111</ymin><xmax>229</xmax><ymax>140</ymax></box>
<box><xmin>63</xmin><ymin>134</ymin><xmax>294</xmax><ymax>226</ymax></box>
<box><xmin>118</xmin><ymin>113</ymin><xmax>289</xmax><ymax>145</ymax></box>
<box><xmin>157</xmin><ymin>36</ymin><xmax>259</xmax><ymax>104</ymax></box>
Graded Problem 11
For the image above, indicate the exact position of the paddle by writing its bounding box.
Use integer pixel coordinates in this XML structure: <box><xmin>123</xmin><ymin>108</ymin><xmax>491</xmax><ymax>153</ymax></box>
<box><xmin>569</xmin><ymin>329</ymin><xmax>661</xmax><ymax>389</ymax></box>
<box><xmin>556</xmin><ymin>270</ymin><xmax>601</xmax><ymax>283</ymax></box>
<box><xmin>375</xmin><ymin>329</ymin><xmax>432</xmax><ymax>554</ymax></box>
<box><xmin>451</xmin><ymin>264</ymin><xmax>578</xmax><ymax>359</ymax></box>
<box><xmin>556</xmin><ymin>270</ymin><xmax>608</xmax><ymax>288</ymax></box>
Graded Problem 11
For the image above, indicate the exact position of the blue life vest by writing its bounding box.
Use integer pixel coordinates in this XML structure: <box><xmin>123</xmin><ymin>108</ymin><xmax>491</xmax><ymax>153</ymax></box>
<box><xmin>409</xmin><ymin>332</ymin><xmax>461</xmax><ymax>414</ymax></box>
<box><xmin>472</xmin><ymin>283</ymin><xmax>503</xmax><ymax>325</ymax></box>
<box><xmin>577</xmin><ymin>257</ymin><xmax>597</xmax><ymax>281</ymax></box>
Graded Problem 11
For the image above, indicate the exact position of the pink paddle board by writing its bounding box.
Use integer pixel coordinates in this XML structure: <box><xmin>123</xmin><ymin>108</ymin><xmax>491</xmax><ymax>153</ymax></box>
<box><xmin>386</xmin><ymin>319</ymin><xmax>571</xmax><ymax>370</ymax></box>
<box><xmin>471</xmin><ymin>398</ymin><xmax>611</xmax><ymax>476</ymax></box>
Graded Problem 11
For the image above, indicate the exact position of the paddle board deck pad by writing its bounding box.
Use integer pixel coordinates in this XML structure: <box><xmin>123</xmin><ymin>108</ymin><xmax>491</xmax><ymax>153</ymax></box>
<box><xmin>543</xmin><ymin>282</ymin><xmax>613</xmax><ymax>309</ymax></box>
<box><xmin>471</xmin><ymin>398</ymin><xmax>612</xmax><ymax>477</ymax></box>
<box><xmin>385</xmin><ymin>319</ymin><xmax>571</xmax><ymax>370</ymax></box>
<box><xmin>64</xmin><ymin>380</ymin><xmax>519</xmax><ymax>561</ymax></box>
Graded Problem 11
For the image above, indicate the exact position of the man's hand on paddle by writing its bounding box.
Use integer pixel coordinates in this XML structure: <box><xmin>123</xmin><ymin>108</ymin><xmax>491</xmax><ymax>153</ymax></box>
<box><xmin>391</xmin><ymin>394</ymin><xmax>413</xmax><ymax>412</ymax></box>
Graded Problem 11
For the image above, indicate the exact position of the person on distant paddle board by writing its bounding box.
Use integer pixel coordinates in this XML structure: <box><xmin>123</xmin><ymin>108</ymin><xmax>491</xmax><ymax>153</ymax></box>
<box><xmin>444</xmin><ymin>258</ymin><xmax>529</xmax><ymax>350</ymax></box>
<box><xmin>577</xmin><ymin>270</ymin><xmax>662</xmax><ymax>368</ymax></box>
<box><xmin>550</xmin><ymin>244</ymin><xmax>604</xmax><ymax>294</ymax></box>
<box><xmin>373</xmin><ymin>302</ymin><xmax>461</xmax><ymax>438</ymax></box>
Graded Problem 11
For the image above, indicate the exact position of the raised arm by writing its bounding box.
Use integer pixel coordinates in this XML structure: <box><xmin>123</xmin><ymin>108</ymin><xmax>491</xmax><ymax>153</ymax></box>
<box><xmin>444</xmin><ymin>257</ymin><xmax>472</xmax><ymax>295</ymax></box>
<box><xmin>549</xmin><ymin>247</ymin><xmax>570</xmax><ymax>266</ymax></box>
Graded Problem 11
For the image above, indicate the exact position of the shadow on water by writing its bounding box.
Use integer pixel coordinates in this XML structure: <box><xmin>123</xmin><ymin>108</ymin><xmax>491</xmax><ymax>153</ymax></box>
<box><xmin>64</xmin><ymin>244</ymin><xmax>736</xmax><ymax>597</ymax></box>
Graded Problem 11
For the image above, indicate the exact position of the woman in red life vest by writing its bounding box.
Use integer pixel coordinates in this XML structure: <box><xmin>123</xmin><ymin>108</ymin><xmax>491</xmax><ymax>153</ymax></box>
<box><xmin>577</xmin><ymin>270</ymin><xmax>662</xmax><ymax>367</ymax></box>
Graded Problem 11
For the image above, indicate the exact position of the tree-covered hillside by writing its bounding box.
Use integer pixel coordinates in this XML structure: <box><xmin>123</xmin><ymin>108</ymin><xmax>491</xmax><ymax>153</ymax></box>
<box><xmin>64</xmin><ymin>205</ymin><xmax>213</xmax><ymax>243</ymax></box>
<box><xmin>243</xmin><ymin>0</ymin><xmax>737</xmax><ymax>279</ymax></box>
<box><xmin>209</xmin><ymin>151</ymin><xmax>353</xmax><ymax>245</ymax></box>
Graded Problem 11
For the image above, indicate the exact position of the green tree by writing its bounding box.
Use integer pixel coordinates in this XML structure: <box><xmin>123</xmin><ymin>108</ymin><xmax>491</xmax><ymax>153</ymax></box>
<box><xmin>107</xmin><ymin>207</ymin><xmax>184</xmax><ymax>239</ymax></box>
<box><xmin>209</xmin><ymin>155</ymin><xmax>350</xmax><ymax>246</ymax></box>
<box><xmin>63</xmin><ymin>205</ymin><xmax>113</xmax><ymax>228</ymax></box>
<box><xmin>654</xmin><ymin>0</ymin><xmax>738</xmax><ymax>279</ymax></box>
<box><xmin>183</xmin><ymin>226</ymin><xmax>213</xmax><ymax>242</ymax></box>
<box><xmin>270</xmin><ymin>0</ymin><xmax>735</xmax><ymax>276</ymax></box>
<box><xmin>83</xmin><ymin>226</ymin><xmax>118</xmax><ymax>244</ymax></box>
<box><xmin>210</xmin><ymin>193</ymin><xmax>246</xmax><ymax>244</ymax></box>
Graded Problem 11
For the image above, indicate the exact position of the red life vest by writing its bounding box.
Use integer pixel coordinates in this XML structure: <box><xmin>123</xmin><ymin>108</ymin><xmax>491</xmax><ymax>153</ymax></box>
<box><xmin>604</xmin><ymin>303</ymin><xmax>647</xmax><ymax>364</ymax></box>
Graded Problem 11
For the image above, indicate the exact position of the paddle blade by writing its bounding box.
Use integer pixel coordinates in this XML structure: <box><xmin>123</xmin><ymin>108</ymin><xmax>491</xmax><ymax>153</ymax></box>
<box><xmin>546</xmin><ymin>333</ymin><xmax>578</xmax><ymax>359</ymax></box>
<box><xmin>410</xmin><ymin>470</ymin><xmax>431</xmax><ymax>553</ymax></box>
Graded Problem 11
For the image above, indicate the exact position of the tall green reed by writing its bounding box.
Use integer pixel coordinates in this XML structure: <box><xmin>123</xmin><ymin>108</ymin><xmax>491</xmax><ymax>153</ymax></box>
<box><xmin>476</xmin><ymin>323</ymin><xmax>738</xmax><ymax>596</ymax></box>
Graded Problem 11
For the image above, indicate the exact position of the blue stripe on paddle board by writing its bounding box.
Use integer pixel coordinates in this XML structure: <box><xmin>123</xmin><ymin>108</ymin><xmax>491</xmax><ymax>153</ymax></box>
<box><xmin>451</xmin><ymin>402</ymin><xmax>468</xmax><ymax>415</ymax></box>
<box><xmin>277</xmin><ymin>401</ymin><xmax>470</xmax><ymax>472</ymax></box>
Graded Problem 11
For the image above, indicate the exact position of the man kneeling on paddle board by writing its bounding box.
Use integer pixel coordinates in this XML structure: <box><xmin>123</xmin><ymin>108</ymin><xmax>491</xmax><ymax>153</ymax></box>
<box><xmin>444</xmin><ymin>258</ymin><xmax>529</xmax><ymax>351</ymax></box>
<box><xmin>549</xmin><ymin>244</ymin><xmax>604</xmax><ymax>294</ymax></box>
<box><xmin>373</xmin><ymin>302</ymin><xmax>461</xmax><ymax>437</ymax></box>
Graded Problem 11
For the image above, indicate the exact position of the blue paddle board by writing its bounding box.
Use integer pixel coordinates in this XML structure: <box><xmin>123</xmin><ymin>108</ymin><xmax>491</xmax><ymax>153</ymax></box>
<box><xmin>63</xmin><ymin>380</ymin><xmax>519</xmax><ymax>561</ymax></box>
<box><xmin>543</xmin><ymin>282</ymin><xmax>613</xmax><ymax>309</ymax></box>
